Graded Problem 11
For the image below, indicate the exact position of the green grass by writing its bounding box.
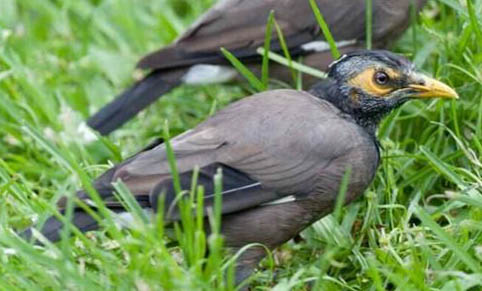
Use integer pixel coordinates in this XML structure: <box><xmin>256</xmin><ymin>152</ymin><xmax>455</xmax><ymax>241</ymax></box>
<box><xmin>0</xmin><ymin>0</ymin><xmax>481</xmax><ymax>290</ymax></box>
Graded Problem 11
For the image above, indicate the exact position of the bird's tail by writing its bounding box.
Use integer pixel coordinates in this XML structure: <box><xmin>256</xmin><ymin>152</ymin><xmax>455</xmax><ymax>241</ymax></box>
<box><xmin>18</xmin><ymin>159</ymin><xmax>155</xmax><ymax>243</ymax></box>
<box><xmin>87</xmin><ymin>68</ymin><xmax>186</xmax><ymax>135</ymax></box>
<box><xmin>20</xmin><ymin>210</ymin><xmax>99</xmax><ymax>243</ymax></box>
<box><xmin>19</xmin><ymin>168</ymin><xmax>117</xmax><ymax>243</ymax></box>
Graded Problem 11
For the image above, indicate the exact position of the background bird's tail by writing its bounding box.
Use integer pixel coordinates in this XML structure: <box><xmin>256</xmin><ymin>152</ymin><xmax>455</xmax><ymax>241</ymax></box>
<box><xmin>20</xmin><ymin>210</ymin><xmax>99</xmax><ymax>243</ymax></box>
<box><xmin>87</xmin><ymin>69</ymin><xmax>186</xmax><ymax>135</ymax></box>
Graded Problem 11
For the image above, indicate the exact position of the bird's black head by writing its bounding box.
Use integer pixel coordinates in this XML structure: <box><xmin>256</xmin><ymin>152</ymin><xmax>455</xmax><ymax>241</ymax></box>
<box><xmin>310</xmin><ymin>50</ymin><xmax>458</xmax><ymax>134</ymax></box>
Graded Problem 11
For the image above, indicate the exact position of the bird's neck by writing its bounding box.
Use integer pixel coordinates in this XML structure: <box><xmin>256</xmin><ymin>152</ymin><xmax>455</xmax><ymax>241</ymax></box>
<box><xmin>309</xmin><ymin>80</ymin><xmax>384</xmax><ymax>136</ymax></box>
<box><xmin>348</xmin><ymin>106</ymin><xmax>387</xmax><ymax>136</ymax></box>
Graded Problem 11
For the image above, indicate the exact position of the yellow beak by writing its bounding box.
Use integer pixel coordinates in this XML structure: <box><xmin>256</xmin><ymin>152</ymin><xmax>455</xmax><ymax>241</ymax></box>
<box><xmin>409</xmin><ymin>75</ymin><xmax>459</xmax><ymax>99</ymax></box>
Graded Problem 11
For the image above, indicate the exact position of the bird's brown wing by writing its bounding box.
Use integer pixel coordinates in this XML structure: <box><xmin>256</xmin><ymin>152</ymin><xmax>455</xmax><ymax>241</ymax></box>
<box><xmin>137</xmin><ymin>0</ymin><xmax>426</xmax><ymax>71</ymax></box>
<box><xmin>92</xmin><ymin>90</ymin><xmax>369</xmax><ymax>218</ymax></box>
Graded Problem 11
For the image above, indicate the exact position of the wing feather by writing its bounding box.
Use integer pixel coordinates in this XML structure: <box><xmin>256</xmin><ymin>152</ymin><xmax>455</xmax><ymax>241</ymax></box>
<box><xmin>138</xmin><ymin>0</ymin><xmax>424</xmax><ymax>71</ymax></box>
<box><xmin>82</xmin><ymin>89</ymin><xmax>365</xmax><ymax>220</ymax></box>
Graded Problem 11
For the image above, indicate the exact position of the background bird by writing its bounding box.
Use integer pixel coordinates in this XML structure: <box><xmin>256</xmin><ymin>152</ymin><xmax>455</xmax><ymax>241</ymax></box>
<box><xmin>87</xmin><ymin>0</ymin><xmax>428</xmax><ymax>135</ymax></box>
<box><xmin>23</xmin><ymin>50</ymin><xmax>458</xmax><ymax>283</ymax></box>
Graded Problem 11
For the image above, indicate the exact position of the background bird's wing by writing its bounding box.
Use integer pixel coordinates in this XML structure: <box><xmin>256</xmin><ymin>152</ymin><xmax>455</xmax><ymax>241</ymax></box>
<box><xmin>137</xmin><ymin>0</ymin><xmax>368</xmax><ymax>70</ymax></box>
<box><xmin>137</xmin><ymin>0</ymin><xmax>426</xmax><ymax>71</ymax></box>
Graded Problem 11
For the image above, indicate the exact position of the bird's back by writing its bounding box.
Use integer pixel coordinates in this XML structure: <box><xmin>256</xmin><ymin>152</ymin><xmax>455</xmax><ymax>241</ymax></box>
<box><xmin>197</xmin><ymin>89</ymin><xmax>380</xmax><ymax>197</ymax></box>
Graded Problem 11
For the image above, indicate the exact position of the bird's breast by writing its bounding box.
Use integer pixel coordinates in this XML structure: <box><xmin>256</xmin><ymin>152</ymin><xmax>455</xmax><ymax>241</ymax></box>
<box><xmin>308</xmin><ymin>134</ymin><xmax>379</xmax><ymax>212</ymax></box>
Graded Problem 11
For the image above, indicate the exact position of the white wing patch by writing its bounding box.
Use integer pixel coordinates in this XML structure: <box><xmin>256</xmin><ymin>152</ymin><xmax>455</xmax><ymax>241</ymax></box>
<box><xmin>182</xmin><ymin>64</ymin><xmax>238</xmax><ymax>85</ymax></box>
<box><xmin>261</xmin><ymin>195</ymin><xmax>296</xmax><ymax>206</ymax></box>
<box><xmin>301</xmin><ymin>39</ymin><xmax>357</xmax><ymax>53</ymax></box>
<box><xmin>115</xmin><ymin>209</ymin><xmax>154</xmax><ymax>228</ymax></box>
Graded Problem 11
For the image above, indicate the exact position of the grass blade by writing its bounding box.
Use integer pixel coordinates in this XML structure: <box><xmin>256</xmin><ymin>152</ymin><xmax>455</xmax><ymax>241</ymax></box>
<box><xmin>163</xmin><ymin>120</ymin><xmax>181</xmax><ymax>195</ymax></box>
<box><xmin>466</xmin><ymin>0</ymin><xmax>482</xmax><ymax>44</ymax></box>
<box><xmin>415</xmin><ymin>206</ymin><xmax>481</xmax><ymax>273</ymax></box>
<box><xmin>261</xmin><ymin>11</ymin><xmax>275</xmax><ymax>88</ymax></box>
<box><xmin>221</xmin><ymin>48</ymin><xmax>265</xmax><ymax>92</ymax></box>
<box><xmin>365</xmin><ymin>0</ymin><xmax>373</xmax><ymax>50</ymax></box>
<box><xmin>410</xmin><ymin>0</ymin><xmax>418</xmax><ymax>54</ymax></box>
<box><xmin>309</xmin><ymin>0</ymin><xmax>340</xmax><ymax>59</ymax></box>
<box><xmin>420</xmin><ymin>146</ymin><xmax>466</xmax><ymax>188</ymax></box>
<box><xmin>273</xmin><ymin>18</ymin><xmax>298</xmax><ymax>85</ymax></box>
<box><xmin>333</xmin><ymin>167</ymin><xmax>352</xmax><ymax>223</ymax></box>
<box><xmin>256</xmin><ymin>48</ymin><xmax>327</xmax><ymax>79</ymax></box>
<box><xmin>112</xmin><ymin>181</ymin><xmax>149</xmax><ymax>224</ymax></box>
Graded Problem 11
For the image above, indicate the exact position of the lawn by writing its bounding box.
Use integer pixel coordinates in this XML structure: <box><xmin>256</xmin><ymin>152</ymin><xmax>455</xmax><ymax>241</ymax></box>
<box><xmin>0</xmin><ymin>0</ymin><xmax>481</xmax><ymax>290</ymax></box>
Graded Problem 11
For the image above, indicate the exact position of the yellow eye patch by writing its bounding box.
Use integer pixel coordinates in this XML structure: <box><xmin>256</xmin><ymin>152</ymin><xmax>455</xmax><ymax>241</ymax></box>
<box><xmin>347</xmin><ymin>67</ymin><xmax>400</xmax><ymax>97</ymax></box>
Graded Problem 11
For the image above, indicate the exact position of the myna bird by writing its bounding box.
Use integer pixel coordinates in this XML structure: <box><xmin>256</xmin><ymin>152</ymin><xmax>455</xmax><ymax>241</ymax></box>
<box><xmin>87</xmin><ymin>0</ymin><xmax>428</xmax><ymax>135</ymax></box>
<box><xmin>23</xmin><ymin>50</ymin><xmax>458</xmax><ymax>283</ymax></box>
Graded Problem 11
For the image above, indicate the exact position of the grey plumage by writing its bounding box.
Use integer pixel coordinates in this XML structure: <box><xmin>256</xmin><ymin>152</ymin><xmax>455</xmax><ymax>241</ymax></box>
<box><xmin>28</xmin><ymin>89</ymin><xmax>380</xmax><ymax>283</ymax></box>
<box><xmin>92</xmin><ymin>90</ymin><xmax>379</xmax><ymax>211</ymax></box>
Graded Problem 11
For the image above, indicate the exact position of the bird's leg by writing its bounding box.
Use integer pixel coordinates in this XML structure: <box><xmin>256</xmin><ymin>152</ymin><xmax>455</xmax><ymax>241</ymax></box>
<box><xmin>233</xmin><ymin>245</ymin><xmax>269</xmax><ymax>286</ymax></box>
